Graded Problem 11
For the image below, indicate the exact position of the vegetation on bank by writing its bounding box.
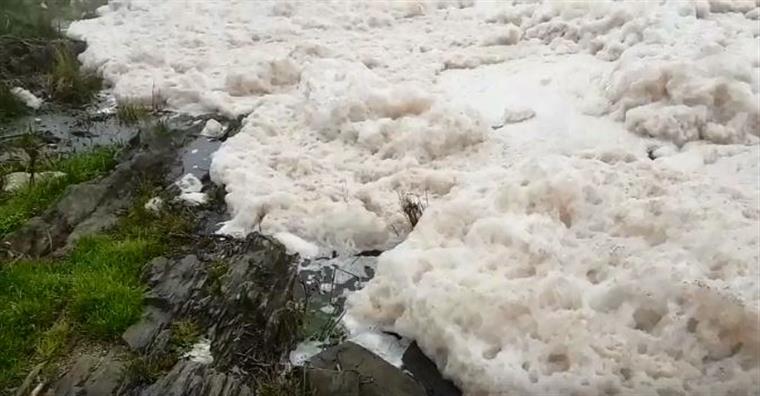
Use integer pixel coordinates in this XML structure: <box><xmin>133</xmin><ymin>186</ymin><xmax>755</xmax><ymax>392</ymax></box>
<box><xmin>0</xmin><ymin>174</ymin><xmax>194</xmax><ymax>391</ymax></box>
<box><xmin>49</xmin><ymin>46</ymin><xmax>102</xmax><ymax>105</ymax></box>
<box><xmin>0</xmin><ymin>0</ymin><xmax>107</xmax><ymax>122</ymax></box>
<box><xmin>0</xmin><ymin>145</ymin><xmax>118</xmax><ymax>238</ymax></box>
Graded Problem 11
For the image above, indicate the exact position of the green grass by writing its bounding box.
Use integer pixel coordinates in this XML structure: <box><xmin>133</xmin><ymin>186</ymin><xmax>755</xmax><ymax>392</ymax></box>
<box><xmin>49</xmin><ymin>45</ymin><xmax>102</xmax><ymax>105</ymax></box>
<box><xmin>0</xmin><ymin>147</ymin><xmax>119</xmax><ymax>238</ymax></box>
<box><xmin>0</xmin><ymin>188</ymin><xmax>193</xmax><ymax>390</ymax></box>
<box><xmin>0</xmin><ymin>0</ymin><xmax>59</xmax><ymax>38</ymax></box>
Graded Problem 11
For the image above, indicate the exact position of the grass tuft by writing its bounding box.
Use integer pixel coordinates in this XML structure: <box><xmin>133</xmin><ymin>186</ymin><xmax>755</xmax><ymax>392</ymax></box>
<box><xmin>399</xmin><ymin>192</ymin><xmax>427</xmax><ymax>229</ymax></box>
<box><xmin>48</xmin><ymin>45</ymin><xmax>102</xmax><ymax>105</ymax></box>
<box><xmin>116</xmin><ymin>100</ymin><xmax>151</xmax><ymax>125</ymax></box>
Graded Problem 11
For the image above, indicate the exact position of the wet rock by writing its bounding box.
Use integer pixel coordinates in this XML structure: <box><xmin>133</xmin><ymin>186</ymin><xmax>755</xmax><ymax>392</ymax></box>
<box><xmin>207</xmin><ymin>234</ymin><xmax>303</xmax><ymax>371</ymax></box>
<box><xmin>139</xmin><ymin>361</ymin><xmax>252</xmax><ymax>396</ymax></box>
<box><xmin>403</xmin><ymin>342</ymin><xmax>461</xmax><ymax>396</ymax></box>
<box><xmin>122</xmin><ymin>306</ymin><xmax>172</xmax><ymax>353</ymax></box>
<box><xmin>308</xmin><ymin>342</ymin><xmax>426</xmax><ymax>396</ymax></box>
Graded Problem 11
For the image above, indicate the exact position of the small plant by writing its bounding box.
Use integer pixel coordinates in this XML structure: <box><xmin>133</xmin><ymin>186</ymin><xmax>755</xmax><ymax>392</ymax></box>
<box><xmin>49</xmin><ymin>45</ymin><xmax>102</xmax><ymax>105</ymax></box>
<box><xmin>169</xmin><ymin>319</ymin><xmax>201</xmax><ymax>355</ymax></box>
<box><xmin>116</xmin><ymin>100</ymin><xmax>151</xmax><ymax>125</ymax></box>
<box><xmin>4</xmin><ymin>127</ymin><xmax>48</xmax><ymax>186</ymax></box>
<box><xmin>207</xmin><ymin>260</ymin><xmax>228</xmax><ymax>296</ymax></box>
<box><xmin>399</xmin><ymin>192</ymin><xmax>427</xmax><ymax>228</ymax></box>
<box><xmin>123</xmin><ymin>354</ymin><xmax>174</xmax><ymax>386</ymax></box>
<box><xmin>151</xmin><ymin>83</ymin><xmax>167</xmax><ymax>112</ymax></box>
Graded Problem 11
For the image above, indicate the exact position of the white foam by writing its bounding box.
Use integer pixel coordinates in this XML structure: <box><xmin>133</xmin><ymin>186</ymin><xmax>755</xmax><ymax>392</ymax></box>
<box><xmin>11</xmin><ymin>87</ymin><xmax>43</xmax><ymax>109</ymax></box>
<box><xmin>68</xmin><ymin>1</ymin><xmax>760</xmax><ymax>394</ymax></box>
<box><xmin>184</xmin><ymin>338</ymin><xmax>213</xmax><ymax>364</ymax></box>
<box><xmin>175</xmin><ymin>173</ymin><xmax>207</xmax><ymax>206</ymax></box>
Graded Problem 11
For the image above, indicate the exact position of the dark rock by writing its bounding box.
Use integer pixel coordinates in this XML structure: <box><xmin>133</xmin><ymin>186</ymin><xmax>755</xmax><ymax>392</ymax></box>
<box><xmin>139</xmin><ymin>361</ymin><xmax>252</xmax><ymax>396</ymax></box>
<box><xmin>48</xmin><ymin>354</ymin><xmax>98</xmax><ymax>396</ymax></box>
<box><xmin>81</xmin><ymin>352</ymin><xmax>125</xmax><ymax>396</ymax></box>
<box><xmin>308</xmin><ymin>342</ymin><xmax>426</xmax><ymax>396</ymax></box>
<box><xmin>122</xmin><ymin>306</ymin><xmax>172</xmax><ymax>353</ymax></box>
<box><xmin>144</xmin><ymin>255</ymin><xmax>206</xmax><ymax>315</ymax></box>
<box><xmin>307</xmin><ymin>368</ymin><xmax>361</xmax><ymax>396</ymax></box>
<box><xmin>402</xmin><ymin>342</ymin><xmax>461</xmax><ymax>396</ymax></box>
<box><xmin>206</xmin><ymin>234</ymin><xmax>303</xmax><ymax>371</ymax></box>
<box><xmin>45</xmin><ymin>351</ymin><xmax>126</xmax><ymax>396</ymax></box>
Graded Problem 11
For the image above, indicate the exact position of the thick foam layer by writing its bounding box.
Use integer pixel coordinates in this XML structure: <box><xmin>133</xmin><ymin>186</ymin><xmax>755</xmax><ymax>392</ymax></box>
<box><xmin>68</xmin><ymin>1</ymin><xmax>760</xmax><ymax>394</ymax></box>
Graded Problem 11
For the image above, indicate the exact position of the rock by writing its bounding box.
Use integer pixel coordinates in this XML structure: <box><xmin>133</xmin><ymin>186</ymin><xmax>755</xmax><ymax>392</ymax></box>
<box><xmin>45</xmin><ymin>352</ymin><xmax>125</xmax><ymax>396</ymax></box>
<box><xmin>746</xmin><ymin>7</ymin><xmax>759</xmax><ymax>19</ymax></box>
<box><xmin>81</xmin><ymin>352</ymin><xmax>125</xmax><ymax>396</ymax></box>
<box><xmin>208</xmin><ymin>234</ymin><xmax>303</xmax><ymax>371</ymax></box>
<box><xmin>2</xmin><ymin>171</ymin><xmax>66</xmax><ymax>192</ymax></box>
<box><xmin>55</xmin><ymin>182</ymin><xmax>110</xmax><ymax>226</ymax></box>
<box><xmin>122</xmin><ymin>306</ymin><xmax>172</xmax><ymax>352</ymax></box>
<box><xmin>144</xmin><ymin>255</ymin><xmax>206</xmax><ymax>315</ymax></box>
<box><xmin>402</xmin><ymin>342</ymin><xmax>461</xmax><ymax>396</ymax></box>
<box><xmin>66</xmin><ymin>196</ymin><xmax>130</xmax><ymax>246</ymax></box>
<box><xmin>140</xmin><ymin>361</ymin><xmax>253</xmax><ymax>396</ymax></box>
<box><xmin>200</xmin><ymin>119</ymin><xmax>224</xmax><ymax>138</ymax></box>
<box><xmin>307</xmin><ymin>368</ymin><xmax>361</xmax><ymax>396</ymax></box>
<box><xmin>1</xmin><ymin>216</ymin><xmax>68</xmax><ymax>258</ymax></box>
<box><xmin>48</xmin><ymin>354</ymin><xmax>97</xmax><ymax>396</ymax></box>
<box><xmin>307</xmin><ymin>342</ymin><xmax>426</xmax><ymax>396</ymax></box>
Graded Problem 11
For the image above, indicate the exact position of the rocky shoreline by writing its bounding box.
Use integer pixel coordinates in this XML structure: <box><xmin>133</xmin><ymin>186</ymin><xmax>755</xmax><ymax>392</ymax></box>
<box><xmin>3</xmin><ymin>110</ymin><xmax>459</xmax><ymax>396</ymax></box>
